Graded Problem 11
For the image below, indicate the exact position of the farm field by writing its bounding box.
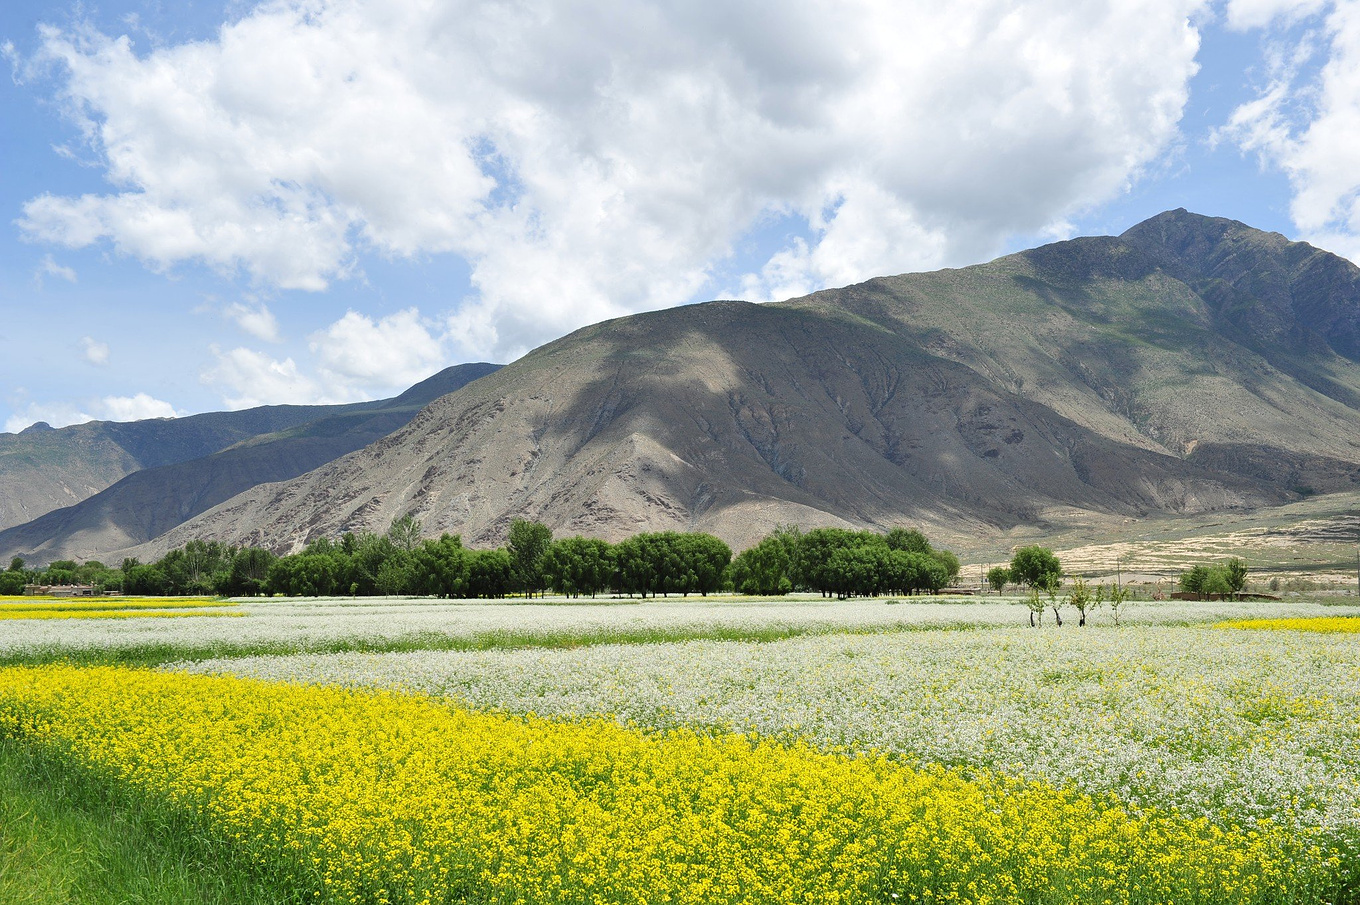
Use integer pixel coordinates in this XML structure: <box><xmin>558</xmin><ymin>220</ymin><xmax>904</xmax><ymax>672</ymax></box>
<box><xmin>1</xmin><ymin>594</ymin><xmax>1358</xmax><ymax>903</ymax></box>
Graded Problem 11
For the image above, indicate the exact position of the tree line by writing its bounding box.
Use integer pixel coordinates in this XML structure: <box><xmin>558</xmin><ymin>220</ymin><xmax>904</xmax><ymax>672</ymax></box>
<box><xmin>5</xmin><ymin>518</ymin><xmax>961</xmax><ymax>600</ymax></box>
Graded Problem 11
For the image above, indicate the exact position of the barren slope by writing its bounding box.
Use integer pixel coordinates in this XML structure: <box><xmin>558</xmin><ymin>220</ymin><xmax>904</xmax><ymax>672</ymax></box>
<box><xmin>0</xmin><ymin>364</ymin><xmax>499</xmax><ymax>564</ymax></box>
<box><xmin>105</xmin><ymin>211</ymin><xmax>1360</xmax><ymax>559</ymax></box>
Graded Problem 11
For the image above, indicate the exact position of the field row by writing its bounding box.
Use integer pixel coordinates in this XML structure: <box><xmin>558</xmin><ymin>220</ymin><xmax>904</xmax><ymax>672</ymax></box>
<box><xmin>1</xmin><ymin>593</ymin><xmax>1353</xmax><ymax>660</ymax></box>
<box><xmin>0</xmin><ymin>665</ymin><xmax>1341</xmax><ymax>905</ymax></box>
<box><xmin>184</xmin><ymin>620</ymin><xmax>1360</xmax><ymax>849</ymax></box>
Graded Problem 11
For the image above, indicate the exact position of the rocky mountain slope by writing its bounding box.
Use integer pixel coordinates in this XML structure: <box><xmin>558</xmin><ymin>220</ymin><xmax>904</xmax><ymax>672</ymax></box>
<box><xmin>0</xmin><ymin>363</ymin><xmax>499</xmax><ymax>563</ymax></box>
<box><xmin>0</xmin><ymin>404</ymin><xmax>372</xmax><ymax>533</ymax></box>
<box><xmin>105</xmin><ymin>210</ymin><xmax>1360</xmax><ymax>561</ymax></box>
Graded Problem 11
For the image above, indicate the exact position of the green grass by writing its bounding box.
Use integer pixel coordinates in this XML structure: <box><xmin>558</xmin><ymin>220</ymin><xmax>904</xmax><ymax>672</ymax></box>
<box><xmin>0</xmin><ymin>617</ymin><xmax>991</xmax><ymax>670</ymax></box>
<box><xmin>0</xmin><ymin>737</ymin><xmax>298</xmax><ymax>905</ymax></box>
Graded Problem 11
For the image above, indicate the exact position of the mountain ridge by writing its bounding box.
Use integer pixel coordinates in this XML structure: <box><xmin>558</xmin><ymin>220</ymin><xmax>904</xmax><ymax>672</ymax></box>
<box><xmin>13</xmin><ymin>209</ymin><xmax>1360</xmax><ymax>564</ymax></box>
<box><xmin>0</xmin><ymin>363</ymin><xmax>501</xmax><ymax>563</ymax></box>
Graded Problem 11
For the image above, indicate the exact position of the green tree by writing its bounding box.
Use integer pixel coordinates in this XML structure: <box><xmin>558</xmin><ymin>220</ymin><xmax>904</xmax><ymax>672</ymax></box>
<box><xmin>1024</xmin><ymin>587</ymin><xmax>1046</xmax><ymax>627</ymax></box>
<box><xmin>986</xmin><ymin>566</ymin><xmax>1010</xmax><ymax>595</ymax></box>
<box><xmin>222</xmin><ymin>547</ymin><xmax>276</xmax><ymax>596</ymax></box>
<box><xmin>387</xmin><ymin>514</ymin><xmax>423</xmax><ymax>554</ymax></box>
<box><xmin>541</xmin><ymin>537</ymin><xmax>614</xmax><ymax>598</ymax></box>
<box><xmin>411</xmin><ymin>534</ymin><xmax>468</xmax><ymax>598</ymax></box>
<box><xmin>1108</xmin><ymin>582</ymin><xmax>1132</xmax><ymax>625</ymax></box>
<box><xmin>1225</xmin><ymin>558</ymin><xmax>1248</xmax><ymax>598</ymax></box>
<box><xmin>727</xmin><ymin>525</ymin><xmax>800</xmax><ymax>595</ymax></box>
<box><xmin>508</xmin><ymin>519</ymin><xmax>553</xmax><ymax>597</ymax></box>
<box><xmin>465</xmin><ymin>549</ymin><xmax>512</xmax><ymax>598</ymax></box>
<box><xmin>885</xmin><ymin>527</ymin><xmax>933</xmax><ymax>555</ymax></box>
<box><xmin>1010</xmin><ymin>546</ymin><xmax>1063</xmax><ymax>592</ymax></box>
<box><xmin>1066</xmin><ymin>577</ymin><xmax>1097</xmax><ymax>627</ymax></box>
<box><xmin>7</xmin><ymin>557</ymin><xmax>23</xmax><ymax>572</ymax></box>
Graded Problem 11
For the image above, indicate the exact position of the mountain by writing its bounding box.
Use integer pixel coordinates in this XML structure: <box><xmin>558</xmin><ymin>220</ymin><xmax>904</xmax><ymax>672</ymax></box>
<box><xmin>110</xmin><ymin>211</ymin><xmax>1360</xmax><ymax>561</ymax></box>
<box><xmin>0</xmin><ymin>402</ymin><xmax>379</xmax><ymax>533</ymax></box>
<box><xmin>0</xmin><ymin>363</ymin><xmax>500</xmax><ymax>564</ymax></box>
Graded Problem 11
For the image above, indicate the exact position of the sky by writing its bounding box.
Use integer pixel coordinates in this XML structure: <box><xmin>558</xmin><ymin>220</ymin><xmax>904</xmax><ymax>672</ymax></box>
<box><xmin>1</xmin><ymin>0</ymin><xmax>1356</xmax><ymax>433</ymax></box>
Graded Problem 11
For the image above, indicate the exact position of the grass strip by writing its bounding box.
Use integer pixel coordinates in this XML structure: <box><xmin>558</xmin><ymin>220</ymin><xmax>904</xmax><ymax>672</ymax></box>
<box><xmin>0</xmin><ymin>665</ymin><xmax>1346</xmax><ymax>905</ymax></box>
<box><xmin>0</xmin><ymin>735</ymin><xmax>300</xmax><ymax>905</ymax></box>
<box><xmin>0</xmin><ymin>620</ymin><xmax>987</xmax><ymax>670</ymax></box>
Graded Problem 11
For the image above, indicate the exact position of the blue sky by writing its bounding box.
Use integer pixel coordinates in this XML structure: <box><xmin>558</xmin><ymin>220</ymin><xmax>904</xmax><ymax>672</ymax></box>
<box><xmin>0</xmin><ymin>0</ymin><xmax>1353</xmax><ymax>432</ymax></box>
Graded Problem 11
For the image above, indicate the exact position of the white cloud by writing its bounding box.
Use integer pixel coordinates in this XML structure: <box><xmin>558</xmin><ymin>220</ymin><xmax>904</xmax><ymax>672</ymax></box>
<box><xmin>99</xmin><ymin>392</ymin><xmax>177</xmax><ymax>421</ymax></box>
<box><xmin>1224</xmin><ymin>0</ymin><xmax>1328</xmax><ymax>30</ymax></box>
<box><xmin>201</xmin><ymin>307</ymin><xmax>451</xmax><ymax>409</ymax></box>
<box><xmin>3</xmin><ymin>393</ymin><xmax>177</xmax><ymax>433</ymax></box>
<box><xmin>200</xmin><ymin>346</ymin><xmax>324</xmax><ymax>410</ymax></box>
<box><xmin>22</xmin><ymin>0</ymin><xmax>1207</xmax><ymax>360</ymax></box>
<box><xmin>33</xmin><ymin>253</ymin><xmax>77</xmax><ymax>287</ymax></box>
<box><xmin>310</xmin><ymin>308</ymin><xmax>447</xmax><ymax>393</ymax></box>
<box><xmin>1218</xmin><ymin>1</ymin><xmax>1360</xmax><ymax>260</ymax></box>
<box><xmin>4</xmin><ymin>402</ymin><xmax>93</xmax><ymax>434</ymax></box>
<box><xmin>224</xmin><ymin>300</ymin><xmax>281</xmax><ymax>343</ymax></box>
<box><xmin>80</xmin><ymin>335</ymin><xmax>109</xmax><ymax>365</ymax></box>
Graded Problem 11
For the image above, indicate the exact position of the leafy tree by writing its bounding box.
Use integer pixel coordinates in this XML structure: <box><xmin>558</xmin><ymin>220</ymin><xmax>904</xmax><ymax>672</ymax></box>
<box><xmin>541</xmin><ymin>537</ymin><xmax>614</xmax><ymax>598</ymax></box>
<box><xmin>1066</xmin><ymin>577</ymin><xmax>1098</xmax><ymax>627</ymax></box>
<box><xmin>726</xmin><ymin>526</ymin><xmax>800</xmax><ymax>595</ymax></box>
<box><xmin>1201</xmin><ymin>569</ymin><xmax>1233</xmax><ymax>597</ymax></box>
<box><xmin>1107</xmin><ymin>582</ymin><xmax>1132</xmax><ymax>625</ymax></box>
<box><xmin>1010</xmin><ymin>546</ymin><xmax>1063</xmax><ymax>591</ymax></box>
<box><xmin>508</xmin><ymin>519</ymin><xmax>553</xmax><ymax>597</ymax></box>
<box><xmin>1046</xmin><ymin>579</ymin><xmax>1064</xmax><ymax>627</ymax></box>
<box><xmin>223</xmin><ymin>547</ymin><xmax>276</xmax><ymax>596</ymax></box>
<box><xmin>986</xmin><ymin>566</ymin><xmax>1010</xmax><ymax>595</ymax></box>
<box><xmin>7</xmin><ymin>557</ymin><xmax>23</xmax><ymax>572</ymax></box>
<box><xmin>792</xmin><ymin>528</ymin><xmax>861</xmax><ymax>596</ymax></box>
<box><xmin>411</xmin><ymin>534</ymin><xmax>468</xmax><ymax>598</ymax></box>
<box><xmin>885</xmin><ymin>527</ymin><xmax>933</xmax><ymax>555</ymax></box>
<box><xmin>124</xmin><ymin>563</ymin><xmax>170</xmax><ymax>596</ymax></box>
<box><xmin>610</xmin><ymin>532</ymin><xmax>732</xmax><ymax>597</ymax></box>
<box><xmin>387</xmin><ymin>514</ymin><xmax>423</xmax><ymax>553</ymax></box>
<box><xmin>931</xmin><ymin>549</ymin><xmax>961</xmax><ymax>586</ymax></box>
<box><xmin>1024</xmin><ymin>587</ymin><xmax>1046</xmax><ymax>627</ymax></box>
<box><xmin>1178</xmin><ymin>565</ymin><xmax>1210</xmax><ymax>595</ymax></box>
<box><xmin>266</xmin><ymin>553</ymin><xmax>342</xmax><ymax>597</ymax></box>
<box><xmin>0</xmin><ymin>571</ymin><xmax>26</xmax><ymax>595</ymax></box>
<box><xmin>465</xmin><ymin>549</ymin><xmax>512</xmax><ymax>598</ymax></box>
<box><xmin>376</xmin><ymin>555</ymin><xmax>416</xmax><ymax>595</ymax></box>
<box><xmin>1225</xmin><ymin>558</ymin><xmax>1248</xmax><ymax>598</ymax></box>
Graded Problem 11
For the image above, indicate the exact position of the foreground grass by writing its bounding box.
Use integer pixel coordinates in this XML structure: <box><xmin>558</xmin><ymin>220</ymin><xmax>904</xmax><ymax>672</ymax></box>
<box><xmin>0</xmin><ymin>737</ymin><xmax>296</xmax><ymax>905</ymax></box>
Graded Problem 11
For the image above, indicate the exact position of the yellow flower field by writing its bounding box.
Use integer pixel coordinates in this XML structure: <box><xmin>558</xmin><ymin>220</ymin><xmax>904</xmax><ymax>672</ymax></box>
<box><xmin>0</xmin><ymin>665</ymin><xmax>1339</xmax><ymax>905</ymax></box>
<box><xmin>1214</xmin><ymin>615</ymin><xmax>1360</xmax><ymax>633</ymax></box>
<box><xmin>0</xmin><ymin>608</ymin><xmax>243</xmax><ymax>620</ymax></box>
<box><xmin>0</xmin><ymin>596</ymin><xmax>239</xmax><ymax>620</ymax></box>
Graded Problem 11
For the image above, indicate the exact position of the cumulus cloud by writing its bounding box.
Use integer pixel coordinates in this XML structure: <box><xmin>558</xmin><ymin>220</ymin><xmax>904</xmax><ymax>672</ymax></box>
<box><xmin>99</xmin><ymin>392</ymin><xmax>177</xmax><ymax>421</ymax></box>
<box><xmin>4</xmin><ymin>402</ymin><xmax>93</xmax><ymax>434</ymax></box>
<box><xmin>310</xmin><ymin>308</ymin><xmax>447</xmax><ymax>393</ymax></box>
<box><xmin>21</xmin><ymin>0</ymin><xmax>1206</xmax><ymax>360</ymax></box>
<box><xmin>200</xmin><ymin>346</ymin><xmax>323</xmax><ymax>410</ymax></box>
<box><xmin>3</xmin><ymin>393</ymin><xmax>178</xmax><ymax>433</ymax></box>
<box><xmin>80</xmin><ymin>336</ymin><xmax>109</xmax><ymax>365</ymax></box>
<box><xmin>201</xmin><ymin>307</ymin><xmax>452</xmax><ymax>409</ymax></box>
<box><xmin>224</xmin><ymin>300</ymin><xmax>281</xmax><ymax>343</ymax></box>
<box><xmin>1219</xmin><ymin>1</ymin><xmax>1360</xmax><ymax>260</ymax></box>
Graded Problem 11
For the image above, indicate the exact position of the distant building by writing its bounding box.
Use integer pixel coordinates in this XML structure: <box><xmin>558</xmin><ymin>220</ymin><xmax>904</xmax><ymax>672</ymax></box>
<box><xmin>22</xmin><ymin>584</ymin><xmax>100</xmax><ymax>597</ymax></box>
